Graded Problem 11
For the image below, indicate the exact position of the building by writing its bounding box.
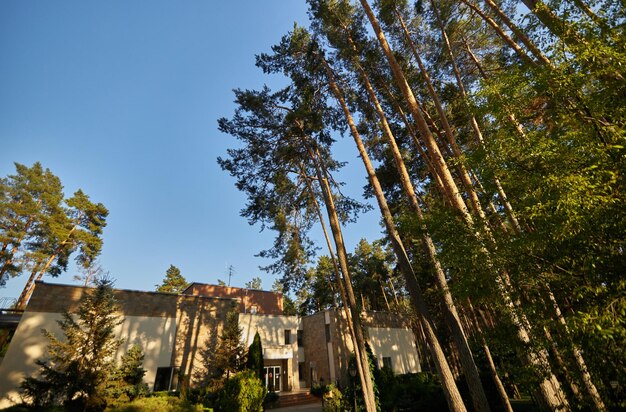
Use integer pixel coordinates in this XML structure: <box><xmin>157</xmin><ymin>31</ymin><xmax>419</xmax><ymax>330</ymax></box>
<box><xmin>184</xmin><ymin>283</ymin><xmax>283</xmax><ymax>315</ymax></box>
<box><xmin>0</xmin><ymin>281</ymin><xmax>421</xmax><ymax>408</ymax></box>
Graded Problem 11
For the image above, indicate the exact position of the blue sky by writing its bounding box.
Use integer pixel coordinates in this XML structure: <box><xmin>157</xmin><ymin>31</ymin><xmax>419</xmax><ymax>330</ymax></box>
<box><xmin>0</xmin><ymin>1</ymin><xmax>382</xmax><ymax>299</ymax></box>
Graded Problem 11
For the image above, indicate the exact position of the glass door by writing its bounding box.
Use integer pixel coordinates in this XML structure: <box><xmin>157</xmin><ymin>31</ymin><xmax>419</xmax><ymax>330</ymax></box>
<box><xmin>263</xmin><ymin>366</ymin><xmax>281</xmax><ymax>392</ymax></box>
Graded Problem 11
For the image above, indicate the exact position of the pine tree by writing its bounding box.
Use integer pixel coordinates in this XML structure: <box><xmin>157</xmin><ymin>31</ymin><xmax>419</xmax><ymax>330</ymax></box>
<box><xmin>20</xmin><ymin>278</ymin><xmax>123</xmax><ymax>411</ymax></box>
<box><xmin>0</xmin><ymin>162</ymin><xmax>65</xmax><ymax>286</ymax></box>
<box><xmin>245</xmin><ymin>277</ymin><xmax>262</xmax><ymax>290</ymax></box>
<box><xmin>15</xmin><ymin>188</ymin><xmax>109</xmax><ymax>309</ymax></box>
<box><xmin>155</xmin><ymin>264</ymin><xmax>188</xmax><ymax>293</ymax></box>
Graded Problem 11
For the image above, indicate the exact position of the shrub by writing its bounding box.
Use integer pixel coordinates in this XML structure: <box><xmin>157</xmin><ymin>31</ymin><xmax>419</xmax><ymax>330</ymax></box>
<box><xmin>395</xmin><ymin>372</ymin><xmax>447</xmax><ymax>411</ymax></box>
<box><xmin>310</xmin><ymin>383</ymin><xmax>328</xmax><ymax>397</ymax></box>
<box><xmin>186</xmin><ymin>386</ymin><xmax>219</xmax><ymax>409</ymax></box>
<box><xmin>217</xmin><ymin>370</ymin><xmax>266</xmax><ymax>412</ymax></box>
<box><xmin>264</xmin><ymin>391</ymin><xmax>279</xmax><ymax>408</ymax></box>
<box><xmin>322</xmin><ymin>384</ymin><xmax>342</xmax><ymax>412</ymax></box>
<box><xmin>106</xmin><ymin>395</ymin><xmax>203</xmax><ymax>412</ymax></box>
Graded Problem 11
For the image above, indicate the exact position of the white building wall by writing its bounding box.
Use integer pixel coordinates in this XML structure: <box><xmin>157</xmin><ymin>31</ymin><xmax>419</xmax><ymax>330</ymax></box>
<box><xmin>367</xmin><ymin>326</ymin><xmax>421</xmax><ymax>375</ymax></box>
<box><xmin>0</xmin><ymin>312</ymin><xmax>176</xmax><ymax>409</ymax></box>
<box><xmin>239</xmin><ymin>313</ymin><xmax>301</xmax><ymax>390</ymax></box>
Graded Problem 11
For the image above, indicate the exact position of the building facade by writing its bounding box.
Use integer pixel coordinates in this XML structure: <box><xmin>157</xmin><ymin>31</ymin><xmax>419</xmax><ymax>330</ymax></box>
<box><xmin>0</xmin><ymin>281</ymin><xmax>421</xmax><ymax>408</ymax></box>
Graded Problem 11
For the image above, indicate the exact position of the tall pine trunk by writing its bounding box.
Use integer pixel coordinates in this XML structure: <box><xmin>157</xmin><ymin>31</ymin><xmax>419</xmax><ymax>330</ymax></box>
<box><xmin>301</xmin><ymin>164</ymin><xmax>370</xmax><ymax>401</ymax></box>
<box><xmin>341</xmin><ymin>26</ymin><xmax>490</xmax><ymax>412</ymax></box>
<box><xmin>357</xmin><ymin>1</ymin><xmax>570</xmax><ymax>409</ymax></box>
<box><xmin>305</xmin><ymin>145</ymin><xmax>378</xmax><ymax>412</ymax></box>
<box><xmin>321</xmin><ymin>54</ymin><xmax>468</xmax><ymax>412</ymax></box>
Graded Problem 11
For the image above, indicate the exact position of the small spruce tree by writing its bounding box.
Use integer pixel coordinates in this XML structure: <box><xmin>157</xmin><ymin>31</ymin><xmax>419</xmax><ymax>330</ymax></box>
<box><xmin>21</xmin><ymin>277</ymin><xmax>123</xmax><ymax>411</ymax></box>
<box><xmin>213</xmin><ymin>306</ymin><xmax>245</xmax><ymax>379</ymax></box>
<box><xmin>108</xmin><ymin>344</ymin><xmax>149</xmax><ymax>402</ymax></box>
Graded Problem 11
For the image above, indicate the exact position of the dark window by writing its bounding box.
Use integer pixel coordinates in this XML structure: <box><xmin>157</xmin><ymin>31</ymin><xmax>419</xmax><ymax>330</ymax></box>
<box><xmin>382</xmin><ymin>357</ymin><xmax>392</xmax><ymax>370</ymax></box>
<box><xmin>154</xmin><ymin>367</ymin><xmax>180</xmax><ymax>392</ymax></box>
<box><xmin>297</xmin><ymin>330</ymin><xmax>304</xmax><ymax>347</ymax></box>
<box><xmin>325</xmin><ymin>324</ymin><xmax>330</xmax><ymax>343</ymax></box>
<box><xmin>284</xmin><ymin>329</ymin><xmax>291</xmax><ymax>345</ymax></box>
<box><xmin>298</xmin><ymin>362</ymin><xmax>305</xmax><ymax>381</ymax></box>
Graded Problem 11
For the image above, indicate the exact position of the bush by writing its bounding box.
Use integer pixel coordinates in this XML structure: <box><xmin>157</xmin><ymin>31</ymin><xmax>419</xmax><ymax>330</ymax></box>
<box><xmin>0</xmin><ymin>406</ymin><xmax>64</xmax><ymax>412</ymax></box>
<box><xmin>217</xmin><ymin>370</ymin><xmax>266</xmax><ymax>412</ymax></box>
<box><xmin>395</xmin><ymin>373</ymin><xmax>447</xmax><ymax>411</ymax></box>
<box><xmin>310</xmin><ymin>383</ymin><xmax>328</xmax><ymax>398</ymax></box>
<box><xmin>263</xmin><ymin>391</ymin><xmax>279</xmax><ymax>408</ymax></box>
<box><xmin>186</xmin><ymin>386</ymin><xmax>219</xmax><ymax>409</ymax></box>
<box><xmin>322</xmin><ymin>384</ymin><xmax>342</xmax><ymax>412</ymax></box>
<box><xmin>106</xmin><ymin>396</ymin><xmax>203</xmax><ymax>412</ymax></box>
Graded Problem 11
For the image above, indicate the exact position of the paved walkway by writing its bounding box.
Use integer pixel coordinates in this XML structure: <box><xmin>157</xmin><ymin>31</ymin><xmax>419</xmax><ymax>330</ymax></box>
<box><xmin>270</xmin><ymin>401</ymin><xmax>323</xmax><ymax>412</ymax></box>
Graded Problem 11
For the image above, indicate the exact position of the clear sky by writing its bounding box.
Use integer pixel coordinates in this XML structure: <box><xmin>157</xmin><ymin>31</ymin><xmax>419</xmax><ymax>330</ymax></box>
<box><xmin>0</xmin><ymin>1</ymin><xmax>382</xmax><ymax>300</ymax></box>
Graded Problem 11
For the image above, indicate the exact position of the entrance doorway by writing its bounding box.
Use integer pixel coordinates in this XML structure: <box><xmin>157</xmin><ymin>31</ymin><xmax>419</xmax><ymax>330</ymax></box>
<box><xmin>263</xmin><ymin>366</ymin><xmax>281</xmax><ymax>392</ymax></box>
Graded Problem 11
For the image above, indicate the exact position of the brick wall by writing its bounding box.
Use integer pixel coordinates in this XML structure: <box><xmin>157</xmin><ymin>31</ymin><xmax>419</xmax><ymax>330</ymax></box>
<box><xmin>27</xmin><ymin>282</ymin><xmax>178</xmax><ymax>317</ymax></box>
<box><xmin>301</xmin><ymin>311</ymin><xmax>329</xmax><ymax>387</ymax></box>
<box><xmin>184</xmin><ymin>283</ymin><xmax>283</xmax><ymax>315</ymax></box>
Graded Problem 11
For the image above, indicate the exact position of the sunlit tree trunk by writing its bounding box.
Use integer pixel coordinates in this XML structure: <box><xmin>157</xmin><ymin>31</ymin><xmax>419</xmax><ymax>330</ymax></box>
<box><xmin>459</xmin><ymin>0</ymin><xmax>538</xmax><ymax>66</ymax></box>
<box><xmin>358</xmin><ymin>1</ymin><xmax>570</xmax><ymax>409</ymax></box>
<box><xmin>300</xmin><ymin>164</ymin><xmax>368</xmax><ymax>394</ymax></box>
<box><xmin>466</xmin><ymin>300</ymin><xmax>514</xmax><ymax>412</ymax></box>
<box><xmin>342</xmin><ymin>25</ymin><xmax>490</xmax><ymax>412</ymax></box>
<box><xmin>480</xmin><ymin>0</ymin><xmax>552</xmax><ymax>65</ymax></box>
<box><xmin>304</xmin><ymin>146</ymin><xmax>378</xmax><ymax>412</ymax></box>
<box><xmin>322</xmin><ymin>54</ymin><xmax>468</xmax><ymax>412</ymax></box>
<box><xmin>430</xmin><ymin>2</ymin><xmax>523</xmax><ymax>233</ymax></box>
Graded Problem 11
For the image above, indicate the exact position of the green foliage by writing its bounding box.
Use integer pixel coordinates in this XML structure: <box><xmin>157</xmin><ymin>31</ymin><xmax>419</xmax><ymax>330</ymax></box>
<box><xmin>155</xmin><ymin>265</ymin><xmax>188</xmax><ymax>294</ymax></box>
<box><xmin>263</xmin><ymin>391</ymin><xmax>279</xmax><ymax>408</ymax></box>
<box><xmin>298</xmin><ymin>256</ymin><xmax>339</xmax><ymax>315</ymax></box>
<box><xmin>0</xmin><ymin>162</ymin><xmax>108</xmax><ymax>311</ymax></box>
<box><xmin>244</xmin><ymin>277</ymin><xmax>262</xmax><ymax>290</ymax></box>
<box><xmin>219</xmin><ymin>0</ymin><xmax>626</xmax><ymax>408</ymax></box>
<box><xmin>107</xmin><ymin>345</ymin><xmax>149</xmax><ymax>402</ymax></box>
<box><xmin>345</xmin><ymin>347</ymin><xmax>381</xmax><ymax>412</ymax></box>
<box><xmin>0</xmin><ymin>162</ymin><xmax>64</xmax><ymax>285</ymax></box>
<box><xmin>322</xmin><ymin>383</ymin><xmax>343</xmax><ymax>412</ymax></box>
<box><xmin>20</xmin><ymin>278</ymin><xmax>123</xmax><ymax>411</ymax></box>
<box><xmin>106</xmin><ymin>395</ymin><xmax>204</xmax><ymax>412</ymax></box>
<box><xmin>200</xmin><ymin>306</ymin><xmax>245</xmax><ymax>383</ymax></box>
<box><xmin>246</xmin><ymin>332</ymin><xmax>264</xmax><ymax>382</ymax></box>
<box><xmin>348</xmin><ymin>239</ymin><xmax>396</xmax><ymax>311</ymax></box>
<box><xmin>217</xmin><ymin>370</ymin><xmax>266</xmax><ymax>412</ymax></box>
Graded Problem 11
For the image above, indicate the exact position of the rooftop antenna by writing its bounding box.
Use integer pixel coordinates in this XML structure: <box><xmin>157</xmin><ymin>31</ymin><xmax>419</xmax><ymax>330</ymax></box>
<box><xmin>227</xmin><ymin>264</ymin><xmax>235</xmax><ymax>287</ymax></box>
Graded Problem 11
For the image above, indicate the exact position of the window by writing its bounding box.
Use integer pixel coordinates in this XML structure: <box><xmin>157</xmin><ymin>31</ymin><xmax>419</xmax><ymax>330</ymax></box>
<box><xmin>382</xmin><ymin>357</ymin><xmax>392</xmax><ymax>370</ymax></box>
<box><xmin>154</xmin><ymin>366</ymin><xmax>180</xmax><ymax>392</ymax></box>
<box><xmin>297</xmin><ymin>330</ymin><xmax>304</xmax><ymax>347</ymax></box>
<box><xmin>325</xmin><ymin>324</ymin><xmax>330</xmax><ymax>343</ymax></box>
<box><xmin>250</xmin><ymin>305</ymin><xmax>258</xmax><ymax>314</ymax></box>
<box><xmin>298</xmin><ymin>362</ymin><xmax>306</xmax><ymax>381</ymax></box>
<box><xmin>284</xmin><ymin>329</ymin><xmax>291</xmax><ymax>345</ymax></box>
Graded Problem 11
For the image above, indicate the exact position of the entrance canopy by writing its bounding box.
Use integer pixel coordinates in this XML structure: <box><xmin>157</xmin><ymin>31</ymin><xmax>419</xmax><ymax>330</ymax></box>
<box><xmin>264</xmin><ymin>344</ymin><xmax>293</xmax><ymax>359</ymax></box>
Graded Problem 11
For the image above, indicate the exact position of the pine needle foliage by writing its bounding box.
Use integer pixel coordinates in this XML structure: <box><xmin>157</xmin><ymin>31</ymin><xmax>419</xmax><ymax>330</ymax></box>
<box><xmin>20</xmin><ymin>278</ymin><xmax>123</xmax><ymax>411</ymax></box>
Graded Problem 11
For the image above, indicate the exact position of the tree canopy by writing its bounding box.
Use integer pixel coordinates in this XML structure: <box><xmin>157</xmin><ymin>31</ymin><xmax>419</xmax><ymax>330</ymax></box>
<box><xmin>218</xmin><ymin>0</ymin><xmax>626</xmax><ymax>410</ymax></box>
<box><xmin>155</xmin><ymin>264</ymin><xmax>189</xmax><ymax>294</ymax></box>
